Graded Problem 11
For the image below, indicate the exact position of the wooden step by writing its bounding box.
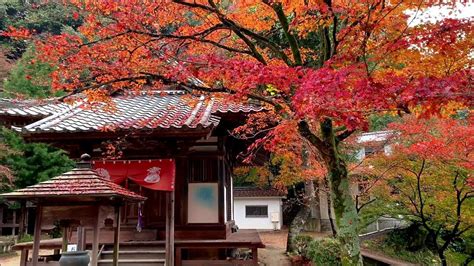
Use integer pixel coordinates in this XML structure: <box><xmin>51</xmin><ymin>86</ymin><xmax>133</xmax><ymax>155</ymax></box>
<box><xmin>102</xmin><ymin>250</ymin><xmax>165</xmax><ymax>254</ymax></box>
<box><xmin>98</xmin><ymin>259</ymin><xmax>165</xmax><ymax>263</ymax></box>
<box><xmin>98</xmin><ymin>258</ymin><xmax>166</xmax><ymax>266</ymax></box>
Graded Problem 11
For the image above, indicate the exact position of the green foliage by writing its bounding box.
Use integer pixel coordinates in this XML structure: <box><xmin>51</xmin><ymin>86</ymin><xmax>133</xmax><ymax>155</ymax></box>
<box><xmin>0</xmin><ymin>127</ymin><xmax>74</xmax><ymax>190</ymax></box>
<box><xmin>385</xmin><ymin>224</ymin><xmax>430</xmax><ymax>251</ymax></box>
<box><xmin>368</xmin><ymin>114</ymin><xmax>399</xmax><ymax>131</ymax></box>
<box><xmin>362</xmin><ymin>230</ymin><xmax>439</xmax><ymax>265</ymax></box>
<box><xmin>17</xmin><ymin>233</ymin><xmax>33</xmax><ymax>243</ymax></box>
<box><xmin>291</xmin><ymin>234</ymin><xmax>313</xmax><ymax>257</ymax></box>
<box><xmin>0</xmin><ymin>0</ymin><xmax>82</xmax><ymax>59</ymax></box>
<box><xmin>2</xmin><ymin>45</ymin><xmax>59</xmax><ymax>98</ymax></box>
<box><xmin>306</xmin><ymin>238</ymin><xmax>342</xmax><ymax>266</ymax></box>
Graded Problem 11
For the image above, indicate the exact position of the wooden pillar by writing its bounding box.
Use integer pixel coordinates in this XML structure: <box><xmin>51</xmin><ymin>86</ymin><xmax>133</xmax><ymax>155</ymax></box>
<box><xmin>165</xmin><ymin>194</ymin><xmax>170</xmax><ymax>265</ymax></box>
<box><xmin>20</xmin><ymin>249</ymin><xmax>28</xmax><ymax>266</ymax></box>
<box><xmin>175</xmin><ymin>247</ymin><xmax>182</xmax><ymax>266</ymax></box>
<box><xmin>165</xmin><ymin>190</ymin><xmax>175</xmax><ymax>266</ymax></box>
<box><xmin>0</xmin><ymin>205</ymin><xmax>4</xmax><ymax>235</ymax></box>
<box><xmin>61</xmin><ymin>226</ymin><xmax>69</xmax><ymax>252</ymax></box>
<box><xmin>32</xmin><ymin>205</ymin><xmax>43</xmax><ymax>266</ymax></box>
<box><xmin>91</xmin><ymin>206</ymin><xmax>101</xmax><ymax>266</ymax></box>
<box><xmin>112</xmin><ymin>204</ymin><xmax>121</xmax><ymax>266</ymax></box>
<box><xmin>18</xmin><ymin>201</ymin><xmax>26</xmax><ymax>241</ymax></box>
<box><xmin>252</xmin><ymin>247</ymin><xmax>258</xmax><ymax>264</ymax></box>
<box><xmin>77</xmin><ymin>226</ymin><xmax>86</xmax><ymax>251</ymax></box>
<box><xmin>170</xmin><ymin>189</ymin><xmax>175</xmax><ymax>266</ymax></box>
<box><xmin>11</xmin><ymin>209</ymin><xmax>17</xmax><ymax>236</ymax></box>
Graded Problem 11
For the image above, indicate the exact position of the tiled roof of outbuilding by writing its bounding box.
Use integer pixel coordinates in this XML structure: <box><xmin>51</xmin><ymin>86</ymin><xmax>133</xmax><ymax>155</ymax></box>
<box><xmin>5</xmin><ymin>90</ymin><xmax>263</xmax><ymax>134</ymax></box>
<box><xmin>2</xmin><ymin>168</ymin><xmax>146</xmax><ymax>202</ymax></box>
<box><xmin>0</xmin><ymin>98</ymin><xmax>68</xmax><ymax>117</ymax></box>
<box><xmin>234</xmin><ymin>187</ymin><xmax>286</xmax><ymax>198</ymax></box>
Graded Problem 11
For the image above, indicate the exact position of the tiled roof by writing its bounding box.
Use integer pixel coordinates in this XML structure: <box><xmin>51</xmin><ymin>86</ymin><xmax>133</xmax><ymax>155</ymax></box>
<box><xmin>9</xmin><ymin>90</ymin><xmax>263</xmax><ymax>134</ymax></box>
<box><xmin>2</xmin><ymin>168</ymin><xmax>146</xmax><ymax>202</ymax></box>
<box><xmin>234</xmin><ymin>187</ymin><xmax>286</xmax><ymax>198</ymax></box>
<box><xmin>0</xmin><ymin>98</ymin><xmax>68</xmax><ymax>117</ymax></box>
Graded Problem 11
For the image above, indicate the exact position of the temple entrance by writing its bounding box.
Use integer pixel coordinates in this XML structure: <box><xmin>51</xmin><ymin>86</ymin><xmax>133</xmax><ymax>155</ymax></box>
<box><xmin>122</xmin><ymin>184</ymin><xmax>167</xmax><ymax>229</ymax></box>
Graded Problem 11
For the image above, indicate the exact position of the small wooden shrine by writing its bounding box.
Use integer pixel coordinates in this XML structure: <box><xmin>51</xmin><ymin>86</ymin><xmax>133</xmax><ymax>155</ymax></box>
<box><xmin>0</xmin><ymin>90</ymin><xmax>265</xmax><ymax>266</ymax></box>
<box><xmin>2</xmin><ymin>154</ymin><xmax>146</xmax><ymax>266</ymax></box>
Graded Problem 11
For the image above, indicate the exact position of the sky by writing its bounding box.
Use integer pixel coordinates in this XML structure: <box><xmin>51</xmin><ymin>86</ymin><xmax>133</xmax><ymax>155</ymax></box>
<box><xmin>409</xmin><ymin>2</ymin><xmax>474</xmax><ymax>25</ymax></box>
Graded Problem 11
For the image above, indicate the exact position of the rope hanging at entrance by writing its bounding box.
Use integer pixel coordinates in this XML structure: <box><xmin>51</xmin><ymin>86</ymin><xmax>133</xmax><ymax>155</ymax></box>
<box><xmin>137</xmin><ymin>202</ymin><xmax>143</xmax><ymax>232</ymax></box>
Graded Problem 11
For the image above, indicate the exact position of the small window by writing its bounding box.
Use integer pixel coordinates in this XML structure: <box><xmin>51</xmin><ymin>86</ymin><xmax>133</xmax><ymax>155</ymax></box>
<box><xmin>245</xmin><ymin>205</ymin><xmax>268</xmax><ymax>218</ymax></box>
<box><xmin>364</xmin><ymin>146</ymin><xmax>376</xmax><ymax>156</ymax></box>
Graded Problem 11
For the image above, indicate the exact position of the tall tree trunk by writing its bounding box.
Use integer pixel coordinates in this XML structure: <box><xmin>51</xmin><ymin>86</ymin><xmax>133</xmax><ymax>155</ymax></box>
<box><xmin>321</xmin><ymin>119</ymin><xmax>362</xmax><ymax>265</ymax></box>
<box><xmin>286</xmin><ymin>201</ymin><xmax>312</xmax><ymax>252</ymax></box>
<box><xmin>287</xmin><ymin>146</ymin><xmax>316</xmax><ymax>252</ymax></box>
<box><xmin>438</xmin><ymin>250</ymin><xmax>447</xmax><ymax>266</ymax></box>
<box><xmin>325</xmin><ymin>182</ymin><xmax>337</xmax><ymax>237</ymax></box>
<box><xmin>299</xmin><ymin>119</ymin><xmax>362</xmax><ymax>265</ymax></box>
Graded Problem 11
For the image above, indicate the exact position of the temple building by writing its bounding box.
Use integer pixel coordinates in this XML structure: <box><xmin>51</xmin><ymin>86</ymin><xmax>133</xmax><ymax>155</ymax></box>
<box><xmin>0</xmin><ymin>90</ymin><xmax>265</xmax><ymax>266</ymax></box>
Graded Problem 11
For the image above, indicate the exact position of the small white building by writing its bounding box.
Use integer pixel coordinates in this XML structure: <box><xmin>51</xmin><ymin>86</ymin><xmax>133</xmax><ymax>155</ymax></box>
<box><xmin>233</xmin><ymin>187</ymin><xmax>285</xmax><ymax>230</ymax></box>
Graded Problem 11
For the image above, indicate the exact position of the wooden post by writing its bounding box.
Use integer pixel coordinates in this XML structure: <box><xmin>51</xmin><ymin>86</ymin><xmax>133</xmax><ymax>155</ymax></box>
<box><xmin>32</xmin><ymin>205</ymin><xmax>43</xmax><ymax>266</ymax></box>
<box><xmin>20</xmin><ymin>249</ymin><xmax>28</xmax><ymax>266</ymax></box>
<box><xmin>175</xmin><ymin>247</ymin><xmax>182</xmax><ymax>266</ymax></box>
<box><xmin>61</xmin><ymin>226</ymin><xmax>68</xmax><ymax>252</ymax></box>
<box><xmin>165</xmin><ymin>194</ymin><xmax>170</xmax><ymax>265</ymax></box>
<box><xmin>91</xmin><ymin>206</ymin><xmax>101</xmax><ymax>266</ymax></box>
<box><xmin>0</xmin><ymin>205</ymin><xmax>4</xmax><ymax>235</ymax></box>
<box><xmin>18</xmin><ymin>201</ymin><xmax>26</xmax><ymax>242</ymax></box>
<box><xmin>112</xmin><ymin>204</ymin><xmax>121</xmax><ymax>266</ymax></box>
<box><xmin>252</xmin><ymin>247</ymin><xmax>258</xmax><ymax>264</ymax></box>
<box><xmin>77</xmin><ymin>226</ymin><xmax>86</xmax><ymax>251</ymax></box>
<box><xmin>170</xmin><ymin>189</ymin><xmax>175</xmax><ymax>266</ymax></box>
<box><xmin>12</xmin><ymin>209</ymin><xmax>17</xmax><ymax>236</ymax></box>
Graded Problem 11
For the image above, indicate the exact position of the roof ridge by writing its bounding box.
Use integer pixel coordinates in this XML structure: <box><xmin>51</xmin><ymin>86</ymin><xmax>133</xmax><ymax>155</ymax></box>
<box><xmin>23</xmin><ymin>101</ymin><xmax>84</xmax><ymax>132</ymax></box>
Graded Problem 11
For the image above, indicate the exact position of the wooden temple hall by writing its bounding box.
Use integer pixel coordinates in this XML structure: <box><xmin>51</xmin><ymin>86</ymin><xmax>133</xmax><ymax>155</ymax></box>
<box><xmin>0</xmin><ymin>91</ymin><xmax>265</xmax><ymax>265</ymax></box>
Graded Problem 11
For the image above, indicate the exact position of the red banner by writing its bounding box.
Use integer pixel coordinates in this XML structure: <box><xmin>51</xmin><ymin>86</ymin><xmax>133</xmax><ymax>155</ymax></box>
<box><xmin>92</xmin><ymin>159</ymin><xmax>175</xmax><ymax>191</ymax></box>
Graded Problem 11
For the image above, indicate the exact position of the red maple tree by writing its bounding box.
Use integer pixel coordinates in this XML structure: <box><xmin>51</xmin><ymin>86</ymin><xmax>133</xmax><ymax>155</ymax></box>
<box><xmin>3</xmin><ymin>1</ymin><xmax>472</xmax><ymax>264</ymax></box>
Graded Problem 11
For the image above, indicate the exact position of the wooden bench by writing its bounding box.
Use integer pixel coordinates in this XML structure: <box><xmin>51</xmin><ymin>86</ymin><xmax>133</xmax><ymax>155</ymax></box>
<box><xmin>175</xmin><ymin>230</ymin><xmax>265</xmax><ymax>266</ymax></box>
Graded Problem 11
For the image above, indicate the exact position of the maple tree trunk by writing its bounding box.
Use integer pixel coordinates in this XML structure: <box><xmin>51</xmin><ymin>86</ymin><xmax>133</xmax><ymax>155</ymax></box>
<box><xmin>321</xmin><ymin>119</ymin><xmax>362</xmax><ymax>266</ymax></box>
<box><xmin>326</xmin><ymin>185</ymin><xmax>337</xmax><ymax>237</ymax></box>
<box><xmin>286</xmin><ymin>200</ymin><xmax>312</xmax><ymax>252</ymax></box>
<box><xmin>287</xmin><ymin>147</ymin><xmax>316</xmax><ymax>252</ymax></box>
<box><xmin>299</xmin><ymin>119</ymin><xmax>362</xmax><ymax>265</ymax></box>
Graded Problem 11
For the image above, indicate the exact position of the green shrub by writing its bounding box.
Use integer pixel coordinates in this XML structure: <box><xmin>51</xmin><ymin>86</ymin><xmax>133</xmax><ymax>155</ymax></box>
<box><xmin>306</xmin><ymin>238</ymin><xmax>341</xmax><ymax>266</ymax></box>
<box><xmin>292</xmin><ymin>234</ymin><xmax>313</xmax><ymax>257</ymax></box>
<box><xmin>18</xmin><ymin>234</ymin><xmax>33</xmax><ymax>243</ymax></box>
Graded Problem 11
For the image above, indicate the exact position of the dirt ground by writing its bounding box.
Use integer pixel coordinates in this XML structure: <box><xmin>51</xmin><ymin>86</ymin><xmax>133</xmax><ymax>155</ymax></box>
<box><xmin>258</xmin><ymin>230</ymin><xmax>292</xmax><ymax>266</ymax></box>
<box><xmin>0</xmin><ymin>250</ymin><xmax>54</xmax><ymax>266</ymax></box>
<box><xmin>258</xmin><ymin>229</ymin><xmax>331</xmax><ymax>266</ymax></box>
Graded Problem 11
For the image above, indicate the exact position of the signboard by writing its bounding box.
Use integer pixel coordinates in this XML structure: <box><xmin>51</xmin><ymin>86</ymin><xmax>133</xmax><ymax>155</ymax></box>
<box><xmin>93</xmin><ymin>159</ymin><xmax>175</xmax><ymax>191</ymax></box>
<box><xmin>187</xmin><ymin>183</ymin><xmax>218</xmax><ymax>223</ymax></box>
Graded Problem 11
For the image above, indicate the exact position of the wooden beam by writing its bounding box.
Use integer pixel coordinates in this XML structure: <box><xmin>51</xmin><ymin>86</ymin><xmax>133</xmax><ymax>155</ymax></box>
<box><xmin>32</xmin><ymin>205</ymin><xmax>43</xmax><ymax>266</ymax></box>
<box><xmin>91</xmin><ymin>206</ymin><xmax>101</xmax><ymax>266</ymax></box>
<box><xmin>112</xmin><ymin>205</ymin><xmax>121</xmax><ymax>266</ymax></box>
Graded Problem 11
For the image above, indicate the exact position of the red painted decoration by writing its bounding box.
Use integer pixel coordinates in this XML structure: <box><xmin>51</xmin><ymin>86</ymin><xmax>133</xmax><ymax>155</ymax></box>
<box><xmin>92</xmin><ymin>159</ymin><xmax>175</xmax><ymax>191</ymax></box>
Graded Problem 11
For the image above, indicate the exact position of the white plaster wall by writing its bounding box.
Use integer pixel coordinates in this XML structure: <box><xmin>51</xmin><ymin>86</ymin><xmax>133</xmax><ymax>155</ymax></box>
<box><xmin>234</xmin><ymin>198</ymin><xmax>282</xmax><ymax>230</ymax></box>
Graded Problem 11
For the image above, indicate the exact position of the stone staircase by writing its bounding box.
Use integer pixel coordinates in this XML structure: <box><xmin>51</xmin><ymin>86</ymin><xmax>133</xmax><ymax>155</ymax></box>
<box><xmin>97</xmin><ymin>242</ymin><xmax>166</xmax><ymax>266</ymax></box>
